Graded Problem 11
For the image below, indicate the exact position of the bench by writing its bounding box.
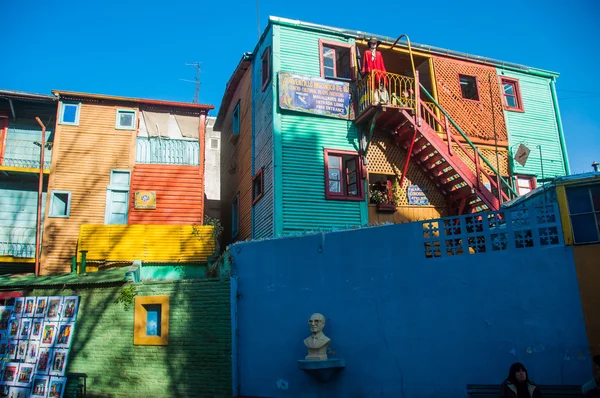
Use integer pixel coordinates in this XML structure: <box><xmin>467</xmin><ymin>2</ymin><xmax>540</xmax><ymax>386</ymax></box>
<box><xmin>467</xmin><ymin>384</ymin><xmax>583</xmax><ymax>397</ymax></box>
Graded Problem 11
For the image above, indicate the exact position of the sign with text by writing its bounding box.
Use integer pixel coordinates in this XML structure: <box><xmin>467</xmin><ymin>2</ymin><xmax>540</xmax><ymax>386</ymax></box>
<box><xmin>407</xmin><ymin>185</ymin><xmax>430</xmax><ymax>206</ymax></box>
<box><xmin>134</xmin><ymin>191</ymin><xmax>157</xmax><ymax>210</ymax></box>
<box><xmin>278</xmin><ymin>73</ymin><xmax>353</xmax><ymax>120</ymax></box>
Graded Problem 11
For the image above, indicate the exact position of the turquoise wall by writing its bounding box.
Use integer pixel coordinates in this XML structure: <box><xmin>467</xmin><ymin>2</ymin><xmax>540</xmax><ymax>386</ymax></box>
<box><xmin>273</xmin><ymin>24</ymin><xmax>367</xmax><ymax>235</ymax></box>
<box><xmin>497</xmin><ymin>68</ymin><xmax>567</xmax><ymax>180</ymax></box>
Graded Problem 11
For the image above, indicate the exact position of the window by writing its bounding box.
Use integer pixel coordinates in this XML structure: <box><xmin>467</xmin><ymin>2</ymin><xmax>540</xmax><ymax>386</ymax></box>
<box><xmin>501</xmin><ymin>77</ymin><xmax>524</xmax><ymax>111</ymax></box>
<box><xmin>566</xmin><ymin>185</ymin><xmax>600</xmax><ymax>244</ymax></box>
<box><xmin>116</xmin><ymin>109</ymin><xmax>137</xmax><ymax>130</ymax></box>
<box><xmin>209</xmin><ymin>138</ymin><xmax>220</xmax><ymax>150</ymax></box>
<box><xmin>230</xmin><ymin>102</ymin><xmax>240</xmax><ymax>143</ymax></box>
<box><xmin>252</xmin><ymin>168</ymin><xmax>264</xmax><ymax>205</ymax></box>
<box><xmin>59</xmin><ymin>102</ymin><xmax>80</xmax><ymax>125</ymax></box>
<box><xmin>324</xmin><ymin>149</ymin><xmax>363</xmax><ymax>201</ymax></box>
<box><xmin>105</xmin><ymin>170</ymin><xmax>131</xmax><ymax>225</ymax></box>
<box><xmin>516</xmin><ymin>175</ymin><xmax>536</xmax><ymax>196</ymax></box>
<box><xmin>319</xmin><ymin>39</ymin><xmax>353</xmax><ymax>80</ymax></box>
<box><xmin>49</xmin><ymin>191</ymin><xmax>71</xmax><ymax>218</ymax></box>
<box><xmin>134</xmin><ymin>296</ymin><xmax>169</xmax><ymax>346</ymax></box>
<box><xmin>261</xmin><ymin>47</ymin><xmax>271</xmax><ymax>91</ymax></box>
<box><xmin>232</xmin><ymin>194</ymin><xmax>239</xmax><ymax>238</ymax></box>
<box><xmin>459</xmin><ymin>75</ymin><xmax>479</xmax><ymax>101</ymax></box>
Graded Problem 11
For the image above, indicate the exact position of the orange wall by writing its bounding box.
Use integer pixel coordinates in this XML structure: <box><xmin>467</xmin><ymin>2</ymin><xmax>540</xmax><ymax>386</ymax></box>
<box><xmin>573</xmin><ymin>244</ymin><xmax>600</xmax><ymax>355</ymax></box>
<box><xmin>128</xmin><ymin>164</ymin><xmax>204</xmax><ymax>224</ymax></box>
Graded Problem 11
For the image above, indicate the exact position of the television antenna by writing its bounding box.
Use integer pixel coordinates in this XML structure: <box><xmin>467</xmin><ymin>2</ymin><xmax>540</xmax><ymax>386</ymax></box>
<box><xmin>180</xmin><ymin>62</ymin><xmax>201</xmax><ymax>103</ymax></box>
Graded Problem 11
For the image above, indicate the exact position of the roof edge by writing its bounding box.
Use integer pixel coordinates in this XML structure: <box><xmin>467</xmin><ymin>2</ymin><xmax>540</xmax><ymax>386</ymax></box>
<box><xmin>214</xmin><ymin>53</ymin><xmax>254</xmax><ymax>131</ymax></box>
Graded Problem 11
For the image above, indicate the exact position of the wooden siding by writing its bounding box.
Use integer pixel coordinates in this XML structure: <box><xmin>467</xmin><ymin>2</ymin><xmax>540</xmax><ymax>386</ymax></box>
<box><xmin>221</xmin><ymin>66</ymin><xmax>253</xmax><ymax>244</ymax></box>
<box><xmin>432</xmin><ymin>56</ymin><xmax>508</xmax><ymax>144</ymax></box>
<box><xmin>252</xmin><ymin>26</ymin><xmax>275</xmax><ymax>239</ymax></box>
<box><xmin>368</xmin><ymin>205</ymin><xmax>445</xmax><ymax>224</ymax></box>
<box><xmin>497</xmin><ymin>68</ymin><xmax>566</xmax><ymax>179</ymax></box>
<box><xmin>276</xmin><ymin>24</ymin><xmax>367</xmax><ymax>235</ymax></box>
<box><xmin>41</xmin><ymin>101</ymin><xmax>137</xmax><ymax>274</ymax></box>
<box><xmin>128</xmin><ymin>164</ymin><xmax>203</xmax><ymax>224</ymax></box>
<box><xmin>78</xmin><ymin>224</ymin><xmax>214</xmax><ymax>263</ymax></box>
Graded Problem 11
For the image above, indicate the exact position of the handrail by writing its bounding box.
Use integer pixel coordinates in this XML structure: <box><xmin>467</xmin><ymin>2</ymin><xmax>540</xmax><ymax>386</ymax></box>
<box><xmin>419</xmin><ymin>84</ymin><xmax>518</xmax><ymax>198</ymax></box>
<box><xmin>0</xmin><ymin>138</ymin><xmax>52</xmax><ymax>169</ymax></box>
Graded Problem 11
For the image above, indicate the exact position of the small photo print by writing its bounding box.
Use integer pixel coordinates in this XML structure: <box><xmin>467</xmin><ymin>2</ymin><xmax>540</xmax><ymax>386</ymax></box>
<box><xmin>13</xmin><ymin>298</ymin><xmax>24</xmax><ymax>318</ymax></box>
<box><xmin>46</xmin><ymin>297</ymin><xmax>62</xmax><ymax>321</ymax></box>
<box><xmin>15</xmin><ymin>363</ymin><xmax>34</xmax><ymax>387</ymax></box>
<box><xmin>34</xmin><ymin>297</ymin><xmax>48</xmax><ymax>318</ymax></box>
<box><xmin>55</xmin><ymin>322</ymin><xmax>74</xmax><ymax>348</ymax></box>
<box><xmin>31</xmin><ymin>375</ymin><xmax>49</xmax><ymax>398</ymax></box>
<box><xmin>18</xmin><ymin>318</ymin><xmax>32</xmax><ymax>340</ymax></box>
<box><xmin>0</xmin><ymin>340</ymin><xmax>8</xmax><ymax>356</ymax></box>
<box><xmin>60</xmin><ymin>296</ymin><xmax>78</xmax><ymax>321</ymax></box>
<box><xmin>49</xmin><ymin>349</ymin><xmax>68</xmax><ymax>377</ymax></box>
<box><xmin>8</xmin><ymin>340</ymin><xmax>18</xmax><ymax>360</ymax></box>
<box><xmin>15</xmin><ymin>341</ymin><xmax>27</xmax><ymax>361</ymax></box>
<box><xmin>7</xmin><ymin>320</ymin><xmax>19</xmax><ymax>339</ymax></box>
<box><xmin>23</xmin><ymin>297</ymin><xmax>35</xmax><ymax>317</ymax></box>
<box><xmin>7</xmin><ymin>386</ymin><xmax>30</xmax><ymax>398</ymax></box>
<box><xmin>1</xmin><ymin>363</ymin><xmax>19</xmax><ymax>384</ymax></box>
<box><xmin>0</xmin><ymin>384</ymin><xmax>8</xmax><ymax>397</ymax></box>
<box><xmin>26</xmin><ymin>340</ymin><xmax>39</xmax><ymax>364</ymax></box>
<box><xmin>0</xmin><ymin>306</ymin><xmax>13</xmax><ymax>333</ymax></box>
<box><xmin>36</xmin><ymin>348</ymin><xmax>53</xmax><ymax>375</ymax></box>
<box><xmin>30</xmin><ymin>319</ymin><xmax>43</xmax><ymax>340</ymax></box>
<box><xmin>48</xmin><ymin>376</ymin><xmax>66</xmax><ymax>398</ymax></box>
<box><xmin>40</xmin><ymin>322</ymin><xmax>58</xmax><ymax>348</ymax></box>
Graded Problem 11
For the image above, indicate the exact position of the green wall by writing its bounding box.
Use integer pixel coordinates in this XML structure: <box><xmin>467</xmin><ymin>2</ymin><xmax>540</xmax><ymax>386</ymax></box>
<box><xmin>29</xmin><ymin>278</ymin><xmax>232</xmax><ymax>397</ymax></box>
<box><xmin>273</xmin><ymin>24</ymin><xmax>367</xmax><ymax>235</ymax></box>
<box><xmin>497</xmin><ymin>68</ymin><xmax>568</xmax><ymax>180</ymax></box>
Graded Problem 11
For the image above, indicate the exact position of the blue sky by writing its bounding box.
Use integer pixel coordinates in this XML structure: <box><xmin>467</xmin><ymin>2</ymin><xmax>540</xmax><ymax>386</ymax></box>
<box><xmin>2</xmin><ymin>0</ymin><xmax>598</xmax><ymax>173</ymax></box>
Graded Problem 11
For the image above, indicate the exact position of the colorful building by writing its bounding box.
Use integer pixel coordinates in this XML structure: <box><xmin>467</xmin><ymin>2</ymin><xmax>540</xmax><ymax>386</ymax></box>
<box><xmin>41</xmin><ymin>91</ymin><xmax>214</xmax><ymax>275</ymax></box>
<box><xmin>204</xmin><ymin>116</ymin><xmax>222</xmax><ymax>219</ymax></box>
<box><xmin>215</xmin><ymin>17</ymin><xmax>569</xmax><ymax>244</ymax></box>
<box><xmin>0</xmin><ymin>90</ymin><xmax>56</xmax><ymax>274</ymax></box>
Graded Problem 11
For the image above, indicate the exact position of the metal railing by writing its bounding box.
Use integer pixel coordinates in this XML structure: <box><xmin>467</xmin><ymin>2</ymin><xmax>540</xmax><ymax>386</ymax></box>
<box><xmin>136</xmin><ymin>137</ymin><xmax>200</xmax><ymax>166</ymax></box>
<box><xmin>0</xmin><ymin>226</ymin><xmax>40</xmax><ymax>258</ymax></box>
<box><xmin>0</xmin><ymin>139</ymin><xmax>52</xmax><ymax>169</ymax></box>
<box><xmin>357</xmin><ymin>71</ymin><xmax>416</xmax><ymax>115</ymax></box>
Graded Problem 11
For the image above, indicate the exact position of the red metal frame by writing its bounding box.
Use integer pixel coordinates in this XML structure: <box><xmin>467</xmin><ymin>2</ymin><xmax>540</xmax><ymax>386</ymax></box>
<box><xmin>323</xmin><ymin>149</ymin><xmax>364</xmax><ymax>201</ymax></box>
<box><xmin>457</xmin><ymin>73</ymin><xmax>481</xmax><ymax>102</ymax></box>
<box><xmin>500</xmin><ymin>77</ymin><xmax>524</xmax><ymax>112</ymax></box>
<box><xmin>0</xmin><ymin>113</ymin><xmax>8</xmax><ymax>165</ymax></box>
<box><xmin>34</xmin><ymin>117</ymin><xmax>46</xmax><ymax>277</ymax></box>
<box><xmin>318</xmin><ymin>39</ymin><xmax>355</xmax><ymax>80</ymax></box>
<box><xmin>252</xmin><ymin>167</ymin><xmax>264</xmax><ymax>205</ymax></box>
<box><xmin>515</xmin><ymin>175</ymin><xmax>537</xmax><ymax>196</ymax></box>
<box><xmin>261</xmin><ymin>47</ymin><xmax>271</xmax><ymax>92</ymax></box>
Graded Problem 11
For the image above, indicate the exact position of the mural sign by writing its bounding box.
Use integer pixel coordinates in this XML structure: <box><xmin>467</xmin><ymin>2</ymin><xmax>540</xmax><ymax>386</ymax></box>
<box><xmin>134</xmin><ymin>191</ymin><xmax>157</xmax><ymax>210</ymax></box>
<box><xmin>279</xmin><ymin>73</ymin><xmax>353</xmax><ymax>120</ymax></box>
<box><xmin>407</xmin><ymin>185</ymin><xmax>430</xmax><ymax>206</ymax></box>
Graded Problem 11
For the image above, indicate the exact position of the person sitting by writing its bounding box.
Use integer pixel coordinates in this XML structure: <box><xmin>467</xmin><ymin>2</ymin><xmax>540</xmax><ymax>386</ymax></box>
<box><xmin>500</xmin><ymin>362</ymin><xmax>541</xmax><ymax>398</ymax></box>
<box><xmin>583</xmin><ymin>355</ymin><xmax>600</xmax><ymax>397</ymax></box>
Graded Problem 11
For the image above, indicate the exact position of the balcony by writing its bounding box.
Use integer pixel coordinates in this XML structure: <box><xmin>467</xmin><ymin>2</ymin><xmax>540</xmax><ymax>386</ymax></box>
<box><xmin>136</xmin><ymin>137</ymin><xmax>200</xmax><ymax>166</ymax></box>
<box><xmin>77</xmin><ymin>224</ymin><xmax>215</xmax><ymax>263</ymax></box>
<box><xmin>0</xmin><ymin>138</ymin><xmax>52</xmax><ymax>172</ymax></box>
<box><xmin>0</xmin><ymin>226</ymin><xmax>39</xmax><ymax>260</ymax></box>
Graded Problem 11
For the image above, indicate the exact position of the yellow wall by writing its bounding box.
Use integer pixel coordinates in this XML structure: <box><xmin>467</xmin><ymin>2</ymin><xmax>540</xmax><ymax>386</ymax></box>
<box><xmin>573</xmin><ymin>244</ymin><xmax>600</xmax><ymax>356</ymax></box>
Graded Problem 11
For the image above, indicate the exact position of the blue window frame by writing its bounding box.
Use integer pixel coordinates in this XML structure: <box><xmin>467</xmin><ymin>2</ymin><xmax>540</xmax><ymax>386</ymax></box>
<box><xmin>232</xmin><ymin>103</ymin><xmax>240</xmax><ymax>137</ymax></box>
<box><xmin>49</xmin><ymin>190</ymin><xmax>72</xmax><ymax>218</ymax></box>
<box><xmin>59</xmin><ymin>102</ymin><xmax>81</xmax><ymax>126</ymax></box>
<box><xmin>105</xmin><ymin>170</ymin><xmax>131</xmax><ymax>225</ymax></box>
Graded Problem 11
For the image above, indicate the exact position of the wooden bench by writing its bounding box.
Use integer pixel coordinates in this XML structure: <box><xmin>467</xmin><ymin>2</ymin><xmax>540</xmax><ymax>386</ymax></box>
<box><xmin>467</xmin><ymin>384</ymin><xmax>583</xmax><ymax>397</ymax></box>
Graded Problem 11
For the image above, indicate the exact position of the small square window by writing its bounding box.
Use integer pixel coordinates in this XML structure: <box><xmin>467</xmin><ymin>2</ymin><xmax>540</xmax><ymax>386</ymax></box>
<box><xmin>230</xmin><ymin>103</ymin><xmax>240</xmax><ymax>144</ymax></box>
<box><xmin>232</xmin><ymin>194</ymin><xmax>239</xmax><ymax>239</ymax></box>
<box><xmin>59</xmin><ymin>102</ymin><xmax>80</xmax><ymax>125</ymax></box>
<box><xmin>134</xmin><ymin>296</ymin><xmax>169</xmax><ymax>346</ymax></box>
<box><xmin>516</xmin><ymin>175</ymin><xmax>536</xmax><ymax>196</ymax></box>
<box><xmin>210</xmin><ymin>138</ymin><xmax>219</xmax><ymax>150</ymax></box>
<box><xmin>319</xmin><ymin>39</ymin><xmax>353</xmax><ymax>80</ymax></box>
<box><xmin>116</xmin><ymin>109</ymin><xmax>137</xmax><ymax>130</ymax></box>
<box><xmin>501</xmin><ymin>77</ymin><xmax>524</xmax><ymax>111</ymax></box>
<box><xmin>261</xmin><ymin>47</ymin><xmax>271</xmax><ymax>91</ymax></box>
<box><xmin>459</xmin><ymin>75</ymin><xmax>479</xmax><ymax>101</ymax></box>
<box><xmin>324</xmin><ymin>149</ymin><xmax>363</xmax><ymax>201</ymax></box>
<box><xmin>49</xmin><ymin>191</ymin><xmax>71</xmax><ymax>218</ymax></box>
<box><xmin>110</xmin><ymin>170</ymin><xmax>131</xmax><ymax>187</ymax></box>
<box><xmin>252</xmin><ymin>168</ymin><xmax>264</xmax><ymax>205</ymax></box>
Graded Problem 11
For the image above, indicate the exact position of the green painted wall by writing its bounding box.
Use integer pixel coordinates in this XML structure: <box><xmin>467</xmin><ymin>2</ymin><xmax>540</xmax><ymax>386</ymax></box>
<box><xmin>29</xmin><ymin>278</ymin><xmax>232</xmax><ymax>397</ymax></box>
<box><xmin>497</xmin><ymin>68</ymin><xmax>567</xmax><ymax>180</ymax></box>
<box><xmin>273</xmin><ymin>24</ymin><xmax>367</xmax><ymax>235</ymax></box>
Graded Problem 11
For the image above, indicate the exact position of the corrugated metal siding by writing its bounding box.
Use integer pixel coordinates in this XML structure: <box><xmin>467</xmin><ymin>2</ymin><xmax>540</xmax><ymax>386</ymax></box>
<box><xmin>252</xmin><ymin>28</ymin><xmax>275</xmax><ymax>239</ymax></box>
<box><xmin>497</xmin><ymin>68</ymin><xmax>566</xmax><ymax>179</ymax></box>
<box><xmin>78</xmin><ymin>224</ymin><xmax>214</xmax><ymax>262</ymax></box>
<box><xmin>0</xmin><ymin>180</ymin><xmax>47</xmax><ymax>228</ymax></box>
<box><xmin>128</xmin><ymin>164</ymin><xmax>203</xmax><ymax>224</ymax></box>
<box><xmin>41</xmin><ymin>102</ymin><xmax>137</xmax><ymax>274</ymax></box>
<box><xmin>277</xmin><ymin>26</ymin><xmax>366</xmax><ymax>234</ymax></box>
<box><xmin>2</xmin><ymin>119</ymin><xmax>53</xmax><ymax>169</ymax></box>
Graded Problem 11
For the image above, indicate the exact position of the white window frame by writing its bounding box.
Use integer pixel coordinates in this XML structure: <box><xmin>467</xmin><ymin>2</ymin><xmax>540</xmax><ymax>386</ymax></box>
<box><xmin>209</xmin><ymin>138</ymin><xmax>220</xmax><ymax>151</ymax></box>
<box><xmin>59</xmin><ymin>102</ymin><xmax>81</xmax><ymax>126</ymax></box>
<box><xmin>49</xmin><ymin>190</ymin><xmax>72</xmax><ymax>218</ymax></box>
<box><xmin>116</xmin><ymin>109</ymin><xmax>137</xmax><ymax>130</ymax></box>
<box><xmin>104</xmin><ymin>170</ymin><xmax>131</xmax><ymax>225</ymax></box>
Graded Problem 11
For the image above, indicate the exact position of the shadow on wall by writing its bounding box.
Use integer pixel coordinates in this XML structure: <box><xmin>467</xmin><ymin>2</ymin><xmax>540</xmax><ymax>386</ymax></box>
<box><xmin>231</xmin><ymin>220</ymin><xmax>591</xmax><ymax>398</ymax></box>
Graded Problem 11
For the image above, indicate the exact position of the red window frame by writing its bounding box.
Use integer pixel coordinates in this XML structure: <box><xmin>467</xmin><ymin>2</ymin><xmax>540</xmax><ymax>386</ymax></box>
<box><xmin>500</xmin><ymin>77</ymin><xmax>524</xmax><ymax>112</ymax></box>
<box><xmin>458</xmin><ymin>74</ymin><xmax>480</xmax><ymax>102</ymax></box>
<box><xmin>261</xmin><ymin>47</ymin><xmax>271</xmax><ymax>92</ymax></box>
<box><xmin>252</xmin><ymin>168</ymin><xmax>264</xmax><ymax>205</ymax></box>
<box><xmin>324</xmin><ymin>149</ymin><xmax>363</xmax><ymax>201</ymax></box>
<box><xmin>318</xmin><ymin>39</ymin><xmax>355</xmax><ymax>81</ymax></box>
<box><xmin>515</xmin><ymin>175</ymin><xmax>537</xmax><ymax>196</ymax></box>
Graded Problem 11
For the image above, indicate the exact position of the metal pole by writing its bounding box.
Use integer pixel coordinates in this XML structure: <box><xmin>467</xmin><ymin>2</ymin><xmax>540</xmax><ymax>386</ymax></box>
<box><xmin>34</xmin><ymin>117</ymin><xmax>46</xmax><ymax>277</ymax></box>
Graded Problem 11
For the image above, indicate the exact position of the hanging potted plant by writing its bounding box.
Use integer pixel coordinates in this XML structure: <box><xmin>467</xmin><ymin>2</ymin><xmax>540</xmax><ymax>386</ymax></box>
<box><xmin>370</xmin><ymin>180</ymin><xmax>397</xmax><ymax>212</ymax></box>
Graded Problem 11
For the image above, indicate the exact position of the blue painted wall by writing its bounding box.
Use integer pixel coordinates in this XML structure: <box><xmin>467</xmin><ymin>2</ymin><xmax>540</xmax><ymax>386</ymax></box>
<box><xmin>232</xmin><ymin>216</ymin><xmax>590</xmax><ymax>397</ymax></box>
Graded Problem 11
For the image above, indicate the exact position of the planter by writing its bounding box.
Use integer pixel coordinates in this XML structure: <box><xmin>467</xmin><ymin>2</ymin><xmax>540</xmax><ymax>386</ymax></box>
<box><xmin>376</xmin><ymin>203</ymin><xmax>397</xmax><ymax>212</ymax></box>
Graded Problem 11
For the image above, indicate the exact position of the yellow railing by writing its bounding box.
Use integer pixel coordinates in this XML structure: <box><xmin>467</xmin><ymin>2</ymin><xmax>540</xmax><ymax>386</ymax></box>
<box><xmin>77</xmin><ymin>224</ymin><xmax>215</xmax><ymax>263</ymax></box>
<box><xmin>357</xmin><ymin>71</ymin><xmax>416</xmax><ymax>115</ymax></box>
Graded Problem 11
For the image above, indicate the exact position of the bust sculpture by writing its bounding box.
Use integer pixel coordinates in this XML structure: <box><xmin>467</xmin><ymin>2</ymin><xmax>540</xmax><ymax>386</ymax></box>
<box><xmin>303</xmin><ymin>313</ymin><xmax>331</xmax><ymax>360</ymax></box>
